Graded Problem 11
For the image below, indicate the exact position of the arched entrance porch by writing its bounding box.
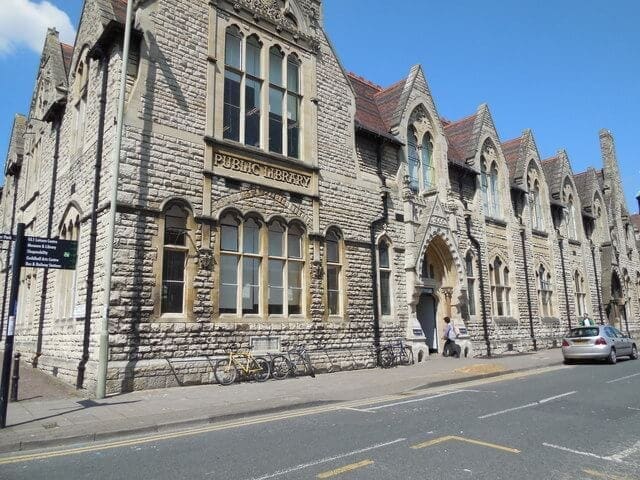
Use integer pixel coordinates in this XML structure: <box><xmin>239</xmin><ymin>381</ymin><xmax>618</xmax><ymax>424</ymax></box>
<box><xmin>608</xmin><ymin>272</ymin><xmax>627</xmax><ymax>332</ymax></box>
<box><xmin>411</xmin><ymin>234</ymin><xmax>461</xmax><ymax>355</ymax></box>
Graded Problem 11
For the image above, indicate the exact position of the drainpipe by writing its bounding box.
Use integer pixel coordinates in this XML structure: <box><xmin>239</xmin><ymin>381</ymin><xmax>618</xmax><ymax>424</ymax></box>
<box><xmin>33</xmin><ymin>110</ymin><xmax>63</xmax><ymax>367</ymax></box>
<box><xmin>77</xmin><ymin>46</ymin><xmax>109</xmax><ymax>390</ymax></box>
<box><xmin>590</xmin><ymin>241</ymin><xmax>604</xmax><ymax>325</ymax></box>
<box><xmin>370</xmin><ymin>137</ymin><xmax>387</xmax><ymax>366</ymax></box>
<box><xmin>519</xmin><ymin>222</ymin><xmax>537</xmax><ymax>350</ymax></box>
<box><xmin>465</xmin><ymin>213</ymin><xmax>491</xmax><ymax>357</ymax></box>
<box><xmin>97</xmin><ymin>0</ymin><xmax>134</xmax><ymax>399</ymax></box>
<box><xmin>0</xmin><ymin>173</ymin><xmax>20</xmax><ymax>341</ymax></box>
<box><xmin>558</xmin><ymin>234</ymin><xmax>572</xmax><ymax>330</ymax></box>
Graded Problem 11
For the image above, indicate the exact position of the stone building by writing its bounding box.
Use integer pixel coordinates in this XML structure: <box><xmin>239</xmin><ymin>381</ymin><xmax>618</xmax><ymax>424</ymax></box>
<box><xmin>1</xmin><ymin>0</ymin><xmax>639</xmax><ymax>393</ymax></box>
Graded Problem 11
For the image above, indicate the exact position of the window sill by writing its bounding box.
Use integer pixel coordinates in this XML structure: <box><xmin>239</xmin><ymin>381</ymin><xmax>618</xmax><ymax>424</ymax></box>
<box><xmin>492</xmin><ymin>316</ymin><xmax>518</xmax><ymax>326</ymax></box>
<box><xmin>485</xmin><ymin>216</ymin><xmax>507</xmax><ymax>227</ymax></box>
<box><xmin>568</xmin><ymin>239</ymin><xmax>581</xmax><ymax>247</ymax></box>
<box><xmin>531</xmin><ymin>229</ymin><xmax>548</xmax><ymax>238</ymax></box>
<box><xmin>204</xmin><ymin>136</ymin><xmax>319</xmax><ymax>173</ymax></box>
<box><xmin>156</xmin><ymin>313</ymin><xmax>193</xmax><ymax>323</ymax></box>
<box><xmin>327</xmin><ymin>314</ymin><xmax>345</xmax><ymax>322</ymax></box>
<box><xmin>216</xmin><ymin>314</ymin><xmax>311</xmax><ymax>323</ymax></box>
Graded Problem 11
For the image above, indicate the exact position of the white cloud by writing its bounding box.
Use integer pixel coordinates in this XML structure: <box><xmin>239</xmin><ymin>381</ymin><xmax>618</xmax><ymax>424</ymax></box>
<box><xmin>0</xmin><ymin>0</ymin><xmax>75</xmax><ymax>55</ymax></box>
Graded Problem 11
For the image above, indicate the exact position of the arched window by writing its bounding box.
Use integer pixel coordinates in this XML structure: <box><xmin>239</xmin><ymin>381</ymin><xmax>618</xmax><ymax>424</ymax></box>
<box><xmin>421</xmin><ymin>133</ymin><xmax>434</xmax><ymax>190</ymax></box>
<box><xmin>407</xmin><ymin>127</ymin><xmax>419</xmax><ymax>190</ymax></box>
<box><xmin>537</xmin><ymin>264</ymin><xmax>553</xmax><ymax>317</ymax></box>
<box><xmin>326</xmin><ymin>229</ymin><xmax>343</xmax><ymax>316</ymax></box>
<box><xmin>287</xmin><ymin>54</ymin><xmax>301</xmax><ymax>158</ymax></box>
<box><xmin>223</xmin><ymin>26</ymin><xmax>243</xmax><ymax>142</ymax></box>
<box><xmin>219</xmin><ymin>213</ymin><xmax>306</xmax><ymax>317</ymax></box>
<box><xmin>161</xmin><ymin>203</ymin><xmax>190</xmax><ymax>314</ymax></box>
<box><xmin>466</xmin><ymin>251</ymin><xmax>477</xmax><ymax>316</ymax></box>
<box><xmin>73</xmin><ymin>47</ymin><xmax>89</xmax><ymax>153</ymax></box>
<box><xmin>566</xmin><ymin>196</ymin><xmax>578</xmax><ymax>240</ymax></box>
<box><xmin>490</xmin><ymin>257</ymin><xmax>511</xmax><ymax>316</ymax></box>
<box><xmin>267</xmin><ymin>220</ymin><xmax>305</xmax><ymax>315</ymax></box>
<box><xmin>574</xmin><ymin>271</ymin><xmax>587</xmax><ymax>318</ymax></box>
<box><xmin>481</xmin><ymin>159</ymin><xmax>500</xmax><ymax>218</ymax></box>
<box><xmin>377</xmin><ymin>239</ymin><xmax>392</xmax><ymax>316</ymax></box>
<box><xmin>490</xmin><ymin>163</ymin><xmax>500</xmax><ymax>218</ymax></box>
<box><xmin>530</xmin><ymin>180</ymin><xmax>544</xmax><ymax>231</ymax></box>
<box><xmin>56</xmin><ymin>209</ymin><xmax>81</xmax><ymax>319</ymax></box>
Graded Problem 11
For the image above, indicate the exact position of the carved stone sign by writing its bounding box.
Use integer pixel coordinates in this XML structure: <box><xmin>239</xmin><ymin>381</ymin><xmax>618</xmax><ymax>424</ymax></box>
<box><xmin>211</xmin><ymin>149</ymin><xmax>314</xmax><ymax>195</ymax></box>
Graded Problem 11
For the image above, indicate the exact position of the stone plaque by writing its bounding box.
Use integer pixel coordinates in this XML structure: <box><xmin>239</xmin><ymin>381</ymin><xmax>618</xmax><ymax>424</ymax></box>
<box><xmin>211</xmin><ymin>149</ymin><xmax>314</xmax><ymax>196</ymax></box>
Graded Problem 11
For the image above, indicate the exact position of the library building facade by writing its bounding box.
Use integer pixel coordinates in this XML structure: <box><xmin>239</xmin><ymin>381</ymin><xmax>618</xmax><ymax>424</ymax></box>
<box><xmin>1</xmin><ymin>0</ymin><xmax>640</xmax><ymax>393</ymax></box>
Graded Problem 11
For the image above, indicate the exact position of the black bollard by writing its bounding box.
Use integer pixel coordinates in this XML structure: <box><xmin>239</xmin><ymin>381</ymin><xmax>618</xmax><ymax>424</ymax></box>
<box><xmin>10</xmin><ymin>353</ymin><xmax>20</xmax><ymax>402</ymax></box>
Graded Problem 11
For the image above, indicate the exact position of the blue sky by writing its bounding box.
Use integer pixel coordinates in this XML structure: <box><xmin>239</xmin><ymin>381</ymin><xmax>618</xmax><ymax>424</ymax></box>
<box><xmin>1</xmin><ymin>0</ymin><xmax>639</xmax><ymax>211</ymax></box>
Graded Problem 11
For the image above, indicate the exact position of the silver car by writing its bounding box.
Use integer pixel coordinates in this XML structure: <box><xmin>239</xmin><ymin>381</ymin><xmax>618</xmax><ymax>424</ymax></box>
<box><xmin>562</xmin><ymin>325</ymin><xmax>638</xmax><ymax>364</ymax></box>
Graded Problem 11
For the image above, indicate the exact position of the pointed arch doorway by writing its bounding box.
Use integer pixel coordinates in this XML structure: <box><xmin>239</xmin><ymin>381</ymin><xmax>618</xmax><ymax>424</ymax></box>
<box><xmin>414</xmin><ymin>235</ymin><xmax>458</xmax><ymax>354</ymax></box>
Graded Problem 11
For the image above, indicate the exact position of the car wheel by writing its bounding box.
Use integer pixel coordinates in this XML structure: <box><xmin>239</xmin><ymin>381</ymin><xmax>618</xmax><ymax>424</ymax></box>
<box><xmin>631</xmin><ymin>345</ymin><xmax>638</xmax><ymax>360</ymax></box>
<box><xmin>608</xmin><ymin>348</ymin><xmax>617</xmax><ymax>365</ymax></box>
<box><xmin>563</xmin><ymin>358</ymin><xmax>574</xmax><ymax>365</ymax></box>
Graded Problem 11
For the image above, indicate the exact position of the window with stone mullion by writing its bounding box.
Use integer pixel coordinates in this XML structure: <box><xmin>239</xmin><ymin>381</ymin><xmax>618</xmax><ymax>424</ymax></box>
<box><xmin>407</xmin><ymin>128</ymin><xmax>419</xmax><ymax>191</ymax></box>
<box><xmin>223</xmin><ymin>27</ymin><xmax>243</xmax><ymax>142</ymax></box>
<box><xmin>466</xmin><ymin>253</ymin><xmax>476</xmax><ymax>316</ymax></box>
<box><xmin>378</xmin><ymin>241</ymin><xmax>392</xmax><ymax>316</ymax></box>
<box><xmin>326</xmin><ymin>231</ymin><xmax>342</xmax><ymax>316</ymax></box>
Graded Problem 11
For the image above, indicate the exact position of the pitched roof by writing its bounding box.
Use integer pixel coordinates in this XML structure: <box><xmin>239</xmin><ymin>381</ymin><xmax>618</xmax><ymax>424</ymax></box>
<box><xmin>95</xmin><ymin>0</ymin><xmax>129</xmax><ymax>26</ymax></box>
<box><xmin>4</xmin><ymin>114</ymin><xmax>27</xmax><ymax>176</ymax></box>
<box><xmin>501</xmin><ymin>136</ymin><xmax>522</xmax><ymax>182</ymax></box>
<box><xmin>61</xmin><ymin>43</ymin><xmax>74</xmax><ymax>76</ymax></box>
<box><xmin>573</xmin><ymin>168</ymin><xmax>601</xmax><ymax>212</ymax></box>
<box><xmin>347</xmin><ymin>72</ymin><xmax>404</xmax><ymax>143</ymax></box>
<box><xmin>541</xmin><ymin>151</ymin><xmax>576</xmax><ymax>205</ymax></box>
<box><xmin>443</xmin><ymin>112</ymin><xmax>477</xmax><ymax>167</ymax></box>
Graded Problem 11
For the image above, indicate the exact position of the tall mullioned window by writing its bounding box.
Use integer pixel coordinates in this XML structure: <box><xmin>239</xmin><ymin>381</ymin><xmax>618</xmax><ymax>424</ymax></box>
<box><xmin>530</xmin><ymin>181</ymin><xmax>544</xmax><ymax>231</ymax></box>
<box><xmin>378</xmin><ymin>240</ymin><xmax>392</xmax><ymax>316</ymax></box>
<box><xmin>267</xmin><ymin>221</ymin><xmax>304</xmax><ymax>315</ymax></box>
<box><xmin>56</xmin><ymin>210</ymin><xmax>81</xmax><ymax>319</ymax></box>
<box><xmin>407</xmin><ymin>127</ymin><xmax>419</xmax><ymax>190</ymax></box>
<box><xmin>421</xmin><ymin>133</ymin><xmax>434</xmax><ymax>190</ymax></box>
<box><xmin>574</xmin><ymin>271</ymin><xmax>587</xmax><ymax>317</ymax></box>
<box><xmin>162</xmin><ymin>203</ymin><xmax>190</xmax><ymax>314</ymax></box>
<box><xmin>490</xmin><ymin>257</ymin><xmax>511</xmax><ymax>316</ymax></box>
<box><xmin>537</xmin><ymin>264</ymin><xmax>553</xmax><ymax>317</ymax></box>
<box><xmin>466</xmin><ymin>251</ymin><xmax>477</xmax><ymax>316</ymax></box>
<box><xmin>566</xmin><ymin>196</ymin><xmax>578</xmax><ymax>240</ymax></box>
<box><xmin>481</xmin><ymin>159</ymin><xmax>501</xmax><ymax>219</ymax></box>
<box><xmin>223</xmin><ymin>26</ymin><xmax>302</xmax><ymax>158</ymax></box>
<box><xmin>326</xmin><ymin>229</ymin><xmax>343</xmax><ymax>316</ymax></box>
<box><xmin>219</xmin><ymin>213</ymin><xmax>306</xmax><ymax>317</ymax></box>
<box><xmin>73</xmin><ymin>48</ymin><xmax>89</xmax><ymax>153</ymax></box>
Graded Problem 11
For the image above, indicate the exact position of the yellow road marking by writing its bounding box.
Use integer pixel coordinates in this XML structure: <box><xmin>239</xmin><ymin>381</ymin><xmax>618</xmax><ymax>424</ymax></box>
<box><xmin>411</xmin><ymin>435</ymin><xmax>520</xmax><ymax>454</ymax></box>
<box><xmin>0</xmin><ymin>365</ymin><xmax>561</xmax><ymax>465</ymax></box>
<box><xmin>317</xmin><ymin>459</ymin><xmax>374</xmax><ymax>478</ymax></box>
<box><xmin>583</xmin><ymin>469</ymin><xmax>633</xmax><ymax>480</ymax></box>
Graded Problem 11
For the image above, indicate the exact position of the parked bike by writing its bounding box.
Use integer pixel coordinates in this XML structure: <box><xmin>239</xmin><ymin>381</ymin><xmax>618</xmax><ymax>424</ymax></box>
<box><xmin>270</xmin><ymin>344</ymin><xmax>316</xmax><ymax>380</ymax></box>
<box><xmin>214</xmin><ymin>344</ymin><xmax>271</xmax><ymax>386</ymax></box>
<box><xmin>374</xmin><ymin>339</ymin><xmax>414</xmax><ymax>368</ymax></box>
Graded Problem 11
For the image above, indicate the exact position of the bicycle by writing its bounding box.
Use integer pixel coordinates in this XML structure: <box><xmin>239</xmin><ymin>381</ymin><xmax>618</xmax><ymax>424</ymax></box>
<box><xmin>213</xmin><ymin>344</ymin><xmax>271</xmax><ymax>386</ymax></box>
<box><xmin>270</xmin><ymin>344</ymin><xmax>316</xmax><ymax>380</ymax></box>
<box><xmin>374</xmin><ymin>339</ymin><xmax>414</xmax><ymax>368</ymax></box>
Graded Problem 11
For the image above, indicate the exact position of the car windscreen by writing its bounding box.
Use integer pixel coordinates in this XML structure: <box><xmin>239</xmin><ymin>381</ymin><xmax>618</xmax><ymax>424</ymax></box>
<box><xmin>568</xmin><ymin>327</ymin><xmax>599</xmax><ymax>338</ymax></box>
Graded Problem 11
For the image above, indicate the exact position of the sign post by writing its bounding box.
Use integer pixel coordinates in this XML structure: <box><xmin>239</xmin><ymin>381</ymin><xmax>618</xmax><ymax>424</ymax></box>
<box><xmin>0</xmin><ymin>225</ymin><xmax>77</xmax><ymax>428</ymax></box>
<box><xmin>0</xmin><ymin>223</ymin><xmax>25</xmax><ymax>428</ymax></box>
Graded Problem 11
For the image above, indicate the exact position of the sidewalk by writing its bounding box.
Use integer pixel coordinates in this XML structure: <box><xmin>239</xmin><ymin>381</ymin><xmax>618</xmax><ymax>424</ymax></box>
<box><xmin>0</xmin><ymin>349</ymin><xmax>564</xmax><ymax>454</ymax></box>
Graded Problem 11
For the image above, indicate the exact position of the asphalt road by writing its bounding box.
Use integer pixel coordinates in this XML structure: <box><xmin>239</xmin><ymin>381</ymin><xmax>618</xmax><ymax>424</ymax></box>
<box><xmin>1</xmin><ymin>358</ymin><xmax>640</xmax><ymax>480</ymax></box>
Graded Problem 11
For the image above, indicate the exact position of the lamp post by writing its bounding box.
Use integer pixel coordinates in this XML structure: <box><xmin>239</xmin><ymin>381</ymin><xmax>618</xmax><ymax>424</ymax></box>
<box><xmin>96</xmin><ymin>0</ymin><xmax>134</xmax><ymax>399</ymax></box>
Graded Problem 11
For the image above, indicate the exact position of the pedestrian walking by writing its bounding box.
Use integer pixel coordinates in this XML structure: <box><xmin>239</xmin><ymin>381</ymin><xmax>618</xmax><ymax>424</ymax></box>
<box><xmin>442</xmin><ymin>317</ymin><xmax>461</xmax><ymax>358</ymax></box>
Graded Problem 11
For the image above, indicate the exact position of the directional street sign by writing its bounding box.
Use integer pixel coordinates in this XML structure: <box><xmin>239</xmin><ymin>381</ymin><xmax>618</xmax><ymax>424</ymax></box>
<box><xmin>0</xmin><ymin>233</ymin><xmax>14</xmax><ymax>242</ymax></box>
<box><xmin>22</xmin><ymin>236</ymin><xmax>78</xmax><ymax>270</ymax></box>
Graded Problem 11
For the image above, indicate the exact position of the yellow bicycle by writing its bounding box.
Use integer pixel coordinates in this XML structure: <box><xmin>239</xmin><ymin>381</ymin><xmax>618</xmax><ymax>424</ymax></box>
<box><xmin>214</xmin><ymin>345</ymin><xmax>271</xmax><ymax>385</ymax></box>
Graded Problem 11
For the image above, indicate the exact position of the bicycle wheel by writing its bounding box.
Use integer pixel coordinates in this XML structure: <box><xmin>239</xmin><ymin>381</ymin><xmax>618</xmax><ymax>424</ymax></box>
<box><xmin>270</xmin><ymin>355</ymin><xmax>292</xmax><ymax>380</ymax></box>
<box><xmin>379</xmin><ymin>347</ymin><xmax>393</xmax><ymax>368</ymax></box>
<box><xmin>214</xmin><ymin>358</ymin><xmax>237</xmax><ymax>385</ymax></box>
<box><xmin>251</xmin><ymin>356</ymin><xmax>271</xmax><ymax>382</ymax></box>
<box><xmin>400</xmin><ymin>346</ymin><xmax>414</xmax><ymax>366</ymax></box>
<box><xmin>302</xmin><ymin>352</ymin><xmax>316</xmax><ymax>378</ymax></box>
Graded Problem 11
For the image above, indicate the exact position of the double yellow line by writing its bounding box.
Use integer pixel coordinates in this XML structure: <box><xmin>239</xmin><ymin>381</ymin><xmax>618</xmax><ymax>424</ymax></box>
<box><xmin>0</xmin><ymin>365</ymin><xmax>563</xmax><ymax>466</ymax></box>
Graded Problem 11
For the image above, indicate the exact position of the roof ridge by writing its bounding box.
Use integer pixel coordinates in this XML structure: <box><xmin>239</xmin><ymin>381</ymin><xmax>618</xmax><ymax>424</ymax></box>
<box><xmin>374</xmin><ymin>77</ymin><xmax>406</xmax><ymax>96</ymax></box>
<box><xmin>347</xmin><ymin>72</ymin><xmax>382</xmax><ymax>91</ymax></box>
<box><xmin>443</xmin><ymin>111</ymin><xmax>477</xmax><ymax>128</ymax></box>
